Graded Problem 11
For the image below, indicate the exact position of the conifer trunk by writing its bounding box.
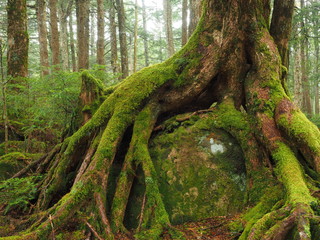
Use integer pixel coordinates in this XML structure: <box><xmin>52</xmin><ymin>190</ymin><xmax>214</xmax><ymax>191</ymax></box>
<box><xmin>49</xmin><ymin>0</ymin><xmax>60</xmax><ymax>69</ymax></box>
<box><xmin>96</xmin><ymin>0</ymin><xmax>105</xmax><ymax>66</ymax></box>
<box><xmin>7</xmin><ymin>0</ymin><xmax>29</xmax><ymax>78</ymax></box>
<box><xmin>36</xmin><ymin>0</ymin><xmax>50</xmax><ymax>76</ymax></box>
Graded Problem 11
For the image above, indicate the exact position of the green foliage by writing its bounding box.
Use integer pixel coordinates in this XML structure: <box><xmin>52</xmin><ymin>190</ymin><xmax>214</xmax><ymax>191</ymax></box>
<box><xmin>309</xmin><ymin>115</ymin><xmax>320</xmax><ymax>128</ymax></box>
<box><xmin>0</xmin><ymin>176</ymin><xmax>42</xmax><ymax>214</ymax></box>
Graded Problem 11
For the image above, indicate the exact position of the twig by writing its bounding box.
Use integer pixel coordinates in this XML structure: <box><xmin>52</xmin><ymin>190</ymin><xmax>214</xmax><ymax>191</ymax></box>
<box><xmin>137</xmin><ymin>193</ymin><xmax>146</xmax><ymax>231</ymax></box>
<box><xmin>49</xmin><ymin>214</ymin><xmax>55</xmax><ymax>240</ymax></box>
<box><xmin>85</xmin><ymin>220</ymin><xmax>104</xmax><ymax>240</ymax></box>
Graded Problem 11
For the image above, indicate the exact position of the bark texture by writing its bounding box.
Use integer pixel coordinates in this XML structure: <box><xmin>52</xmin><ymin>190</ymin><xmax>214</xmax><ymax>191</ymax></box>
<box><xmin>36</xmin><ymin>0</ymin><xmax>50</xmax><ymax>76</ymax></box>
<box><xmin>181</xmin><ymin>0</ymin><xmax>188</xmax><ymax>46</ymax></box>
<box><xmin>141</xmin><ymin>0</ymin><xmax>149</xmax><ymax>67</ymax></box>
<box><xmin>7</xmin><ymin>0</ymin><xmax>29</xmax><ymax>78</ymax></box>
<box><xmin>58</xmin><ymin>0</ymin><xmax>73</xmax><ymax>71</ymax></box>
<box><xmin>2</xmin><ymin>1</ymin><xmax>320</xmax><ymax>240</ymax></box>
<box><xmin>163</xmin><ymin>0</ymin><xmax>175</xmax><ymax>57</ymax></box>
<box><xmin>115</xmin><ymin>0</ymin><xmax>129</xmax><ymax>78</ymax></box>
<box><xmin>76</xmin><ymin>0</ymin><xmax>90</xmax><ymax>70</ymax></box>
<box><xmin>49</xmin><ymin>0</ymin><xmax>60</xmax><ymax>69</ymax></box>
<box><xmin>96</xmin><ymin>0</ymin><xmax>105</xmax><ymax>66</ymax></box>
<box><xmin>108</xmin><ymin>0</ymin><xmax>120</xmax><ymax>74</ymax></box>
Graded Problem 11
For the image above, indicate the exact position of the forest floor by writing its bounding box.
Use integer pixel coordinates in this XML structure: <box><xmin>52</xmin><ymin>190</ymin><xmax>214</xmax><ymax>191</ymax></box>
<box><xmin>115</xmin><ymin>216</ymin><xmax>240</xmax><ymax>240</ymax></box>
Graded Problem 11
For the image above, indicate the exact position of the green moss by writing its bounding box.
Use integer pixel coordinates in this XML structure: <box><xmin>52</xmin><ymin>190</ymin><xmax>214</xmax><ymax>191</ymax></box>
<box><xmin>239</xmin><ymin>185</ymin><xmax>284</xmax><ymax>240</ymax></box>
<box><xmin>56</xmin><ymin>231</ymin><xmax>86</xmax><ymax>240</ymax></box>
<box><xmin>272</xmin><ymin>141</ymin><xmax>315</xmax><ymax>205</ymax></box>
<box><xmin>0</xmin><ymin>152</ymin><xmax>41</xmax><ymax>180</ymax></box>
<box><xmin>277</xmin><ymin>110</ymin><xmax>320</xmax><ymax>155</ymax></box>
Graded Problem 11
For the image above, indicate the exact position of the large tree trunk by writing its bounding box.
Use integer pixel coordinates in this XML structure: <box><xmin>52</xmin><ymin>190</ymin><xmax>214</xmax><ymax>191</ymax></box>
<box><xmin>36</xmin><ymin>0</ymin><xmax>50</xmax><ymax>76</ymax></box>
<box><xmin>7</xmin><ymin>0</ymin><xmax>29</xmax><ymax>78</ymax></box>
<box><xmin>2</xmin><ymin>0</ymin><xmax>320</xmax><ymax>239</ymax></box>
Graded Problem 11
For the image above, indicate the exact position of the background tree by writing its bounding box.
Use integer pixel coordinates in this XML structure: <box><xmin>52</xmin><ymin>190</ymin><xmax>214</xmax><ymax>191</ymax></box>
<box><xmin>96</xmin><ymin>0</ymin><xmax>105</xmax><ymax>66</ymax></box>
<box><xmin>76</xmin><ymin>0</ymin><xmax>90</xmax><ymax>70</ymax></box>
<box><xmin>58</xmin><ymin>0</ymin><xmax>73</xmax><ymax>71</ymax></box>
<box><xmin>115</xmin><ymin>0</ymin><xmax>129</xmax><ymax>78</ymax></box>
<box><xmin>48</xmin><ymin>0</ymin><xmax>60</xmax><ymax>69</ymax></box>
<box><xmin>7</xmin><ymin>0</ymin><xmax>29</xmax><ymax>78</ymax></box>
<box><xmin>36</xmin><ymin>0</ymin><xmax>49</xmax><ymax>76</ymax></box>
<box><xmin>108</xmin><ymin>0</ymin><xmax>120</xmax><ymax>74</ymax></box>
<box><xmin>163</xmin><ymin>0</ymin><xmax>175</xmax><ymax>57</ymax></box>
<box><xmin>181</xmin><ymin>0</ymin><xmax>188</xmax><ymax>46</ymax></box>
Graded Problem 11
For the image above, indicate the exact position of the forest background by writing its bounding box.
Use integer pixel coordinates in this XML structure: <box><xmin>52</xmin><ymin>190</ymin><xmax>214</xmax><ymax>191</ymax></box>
<box><xmin>0</xmin><ymin>0</ymin><xmax>319</xmax><ymax>151</ymax></box>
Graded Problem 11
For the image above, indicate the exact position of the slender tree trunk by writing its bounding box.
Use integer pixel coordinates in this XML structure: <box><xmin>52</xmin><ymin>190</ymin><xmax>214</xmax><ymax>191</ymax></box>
<box><xmin>69</xmin><ymin>13</ymin><xmax>77</xmax><ymax>72</ymax></box>
<box><xmin>96</xmin><ymin>0</ymin><xmax>105</xmax><ymax>66</ymax></box>
<box><xmin>90</xmin><ymin>10</ymin><xmax>95</xmax><ymax>63</ymax></box>
<box><xmin>163</xmin><ymin>0</ymin><xmax>175</xmax><ymax>57</ymax></box>
<box><xmin>133</xmin><ymin>0</ymin><xmax>138</xmax><ymax>73</ymax></box>
<box><xmin>300</xmin><ymin>0</ymin><xmax>312</xmax><ymax>115</ymax></box>
<box><xmin>294</xmin><ymin>47</ymin><xmax>303</xmax><ymax>108</ymax></box>
<box><xmin>315</xmin><ymin>39</ymin><xmax>319</xmax><ymax>115</ymax></box>
<box><xmin>109</xmin><ymin>0</ymin><xmax>119</xmax><ymax>74</ymax></box>
<box><xmin>36</xmin><ymin>0</ymin><xmax>50</xmax><ymax>76</ymax></box>
<box><xmin>76</xmin><ymin>0</ymin><xmax>90</xmax><ymax>70</ymax></box>
<box><xmin>0</xmin><ymin>40</ymin><xmax>8</xmax><ymax>154</ymax></box>
<box><xmin>7</xmin><ymin>0</ymin><xmax>29</xmax><ymax>78</ymax></box>
<box><xmin>49</xmin><ymin>0</ymin><xmax>60</xmax><ymax>69</ymax></box>
<box><xmin>188</xmin><ymin>0</ymin><xmax>200</xmax><ymax>38</ymax></box>
<box><xmin>312</xmin><ymin>1</ymin><xmax>319</xmax><ymax>114</ymax></box>
<box><xmin>58</xmin><ymin>0</ymin><xmax>73</xmax><ymax>71</ymax></box>
<box><xmin>141</xmin><ymin>0</ymin><xmax>149</xmax><ymax>67</ymax></box>
<box><xmin>115</xmin><ymin>0</ymin><xmax>128</xmax><ymax>78</ymax></box>
<box><xmin>181</xmin><ymin>0</ymin><xmax>188</xmax><ymax>46</ymax></box>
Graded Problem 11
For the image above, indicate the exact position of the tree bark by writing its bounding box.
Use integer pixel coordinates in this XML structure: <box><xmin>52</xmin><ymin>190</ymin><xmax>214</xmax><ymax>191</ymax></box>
<box><xmin>36</xmin><ymin>0</ymin><xmax>50</xmax><ymax>76</ymax></box>
<box><xmin>7</xmin><ymin>0</ymin><xmax>29</xmax><ymax>78</ymax></box>
<box><xmin>96</xmin><ymin>0</ymin><xmax>105</xmax><ymax>66</ymax></box>
<box><xmin>76</xmin><ymin>0</ymin><xmax>90</xmax><ymax>70</ymax></box>
<box><xmin>163</xmin><ymin>0</ymin><xmax>175</xmax><ymax>57</ymax></box>
<box><xmin>141</xmin><ymin>0</ymin><xmax>149</xmax><ymax>67</ymax></box>
<box><xmin>90</xmin><ymin>10</ymin><xmax>95</xmax><ymax>63</ymax></box>
<box><xmin>69</xmin><ymin>13</ymin><xmax>77</xmax><ymax>72</ymax></box>
<box><xmin>188</xmin><ymin>0</ymin><xmax>200</xmax><ymax>38</ymax></box>
<box><xmin>181</xmin><ymin>0</ymin><xmax>188</xmax><ymax>46</ymax></box>
<box><xmin>58</xmin><ymin>0</ymin><xmax>73</xmax><ymax>71</ymax></box>
<box><xmin>3</xmin><ymin>1</ymin><xmax>320</xmax><ymax>240</ymax></box>
<box><xmin>49</xmin><ymin>0</ymin><xmax>60</xmax><ymax>69</ymax></box>
<box><xmin>0</xmin><ymin>39</ymin><xmax>8</xmax><ymax>154</ymax></box>
<box><xmin>108</xmin><ymin>0</ymin><xmax>120</xmax><ymax>74</ymax></box>
<box><xmin>115</xmin><ymin>0</ymin><xmax>128</xmax><ymax>78</ymax></box>
<box><xmin>133</xmin><ymin>0</ymin><xmax>138</xmax><ymax>73</ymax></box>
<box><xmin>294</xmin><ymin>47</ymin><xmax>303</xmax><ymax>108</ymax></box>
<box><xmin>300</xmin><ymin>0</ymin><xmax>312</xmax><ymax>115</ymax></box>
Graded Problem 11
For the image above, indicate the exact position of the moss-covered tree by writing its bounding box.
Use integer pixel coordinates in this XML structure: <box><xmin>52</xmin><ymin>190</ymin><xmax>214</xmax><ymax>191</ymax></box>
<box><xmin>2</xmin><ymin>0</ymin><xmax>320</xmax><ymax>239</ymax></box>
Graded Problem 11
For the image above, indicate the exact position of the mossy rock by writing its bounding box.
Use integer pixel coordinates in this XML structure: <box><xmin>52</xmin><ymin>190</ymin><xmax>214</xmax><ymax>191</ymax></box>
<box><xmin>149</xmin><ymin>117</ymin><xmax>246</xmax><ymax>225</ymax></box>
<box><xmin>0</xmin><ymin>152</ymin><xmax>41</xmax><ymax>180</ymax></box>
